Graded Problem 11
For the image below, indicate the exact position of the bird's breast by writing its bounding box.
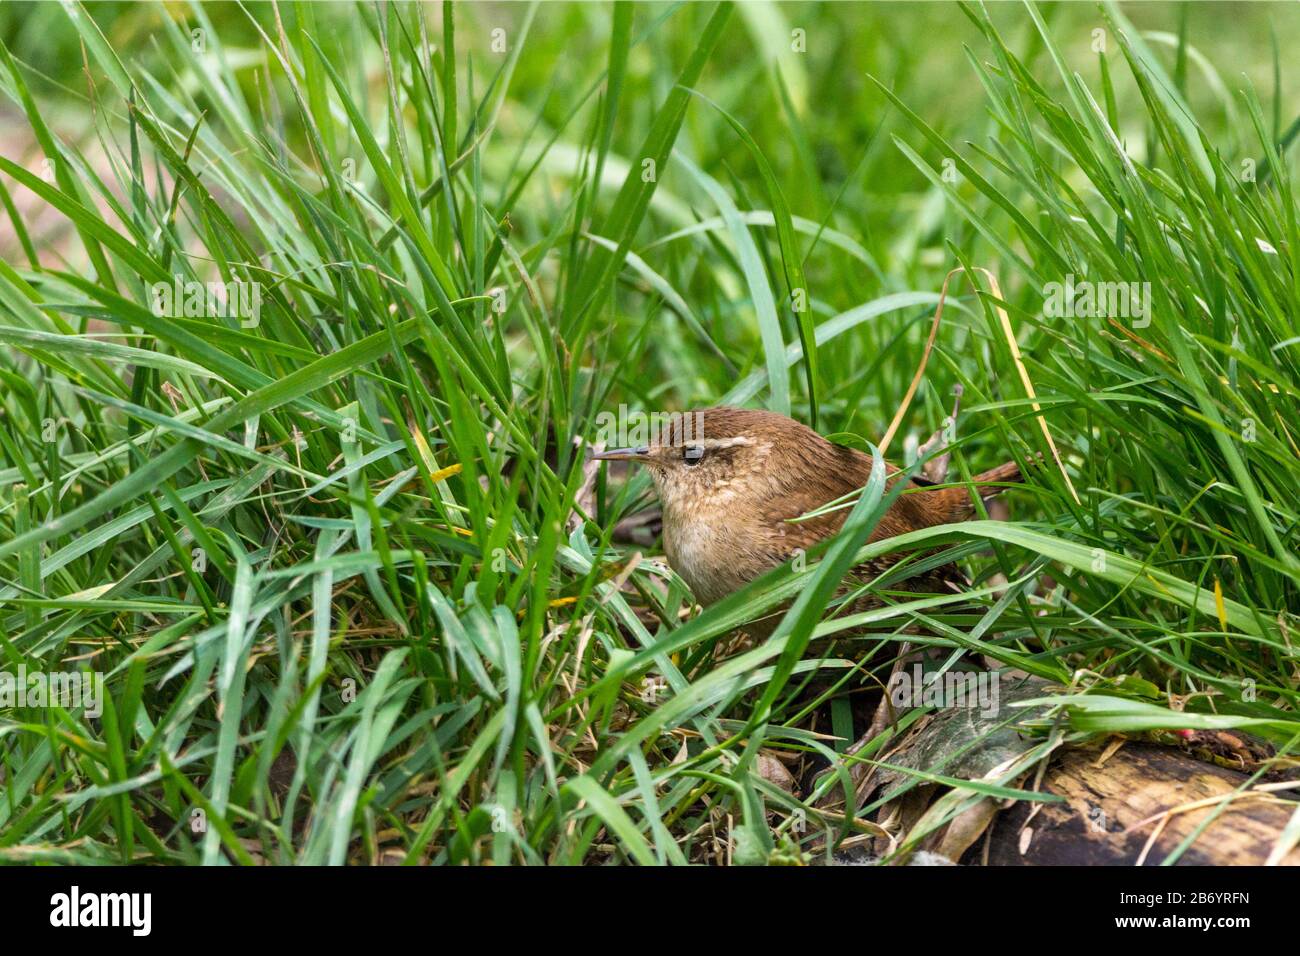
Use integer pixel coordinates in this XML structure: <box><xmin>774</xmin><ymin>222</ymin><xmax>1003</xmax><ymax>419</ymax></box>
<box><xmin>662</xmin><ymin>505</ymin><xmax>790</xmax><ymax>607</ymax></box>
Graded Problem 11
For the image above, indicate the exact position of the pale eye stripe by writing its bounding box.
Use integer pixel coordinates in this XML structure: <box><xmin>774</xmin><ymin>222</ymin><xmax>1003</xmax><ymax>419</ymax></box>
<box><xmin>692</xmin><ymin>436</ymin><xmax>753</xmax><ymax>450</ymax></box>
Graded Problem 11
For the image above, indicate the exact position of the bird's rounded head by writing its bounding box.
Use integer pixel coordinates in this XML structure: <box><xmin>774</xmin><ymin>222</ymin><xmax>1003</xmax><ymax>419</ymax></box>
<box><xmin>589</xmin><ymin>406</ymin><xmax>840</xmax><ymax>513</ymax></box>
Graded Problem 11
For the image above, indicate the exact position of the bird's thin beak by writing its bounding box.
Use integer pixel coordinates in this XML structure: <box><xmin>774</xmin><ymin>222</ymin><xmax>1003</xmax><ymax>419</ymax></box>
<box><xmin>589</xmin><ymin>444</ymin><xmax>652</xmax><ymax>462</ymax></box>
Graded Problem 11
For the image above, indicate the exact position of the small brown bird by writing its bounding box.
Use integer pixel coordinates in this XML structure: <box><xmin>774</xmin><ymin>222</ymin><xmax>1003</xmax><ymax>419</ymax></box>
<box><xmin>592</xmin><ymin>406</ymin><xmax>1021</xmax><ymax>628</ymax></box>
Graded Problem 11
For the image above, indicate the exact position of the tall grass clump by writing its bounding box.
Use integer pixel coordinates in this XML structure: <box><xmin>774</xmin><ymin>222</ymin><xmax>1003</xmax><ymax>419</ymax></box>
<box><xmin>0</xmin><ymin>0</ymin><xmax>1296</xmax><ymax>865</ymax></box>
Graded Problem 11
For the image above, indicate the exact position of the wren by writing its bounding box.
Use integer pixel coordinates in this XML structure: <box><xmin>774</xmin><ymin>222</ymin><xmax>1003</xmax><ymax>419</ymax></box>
<box><xmin>591</xmin><ymin>406</ymin><xmax>1021</xmax><ymax>625</ymax></box>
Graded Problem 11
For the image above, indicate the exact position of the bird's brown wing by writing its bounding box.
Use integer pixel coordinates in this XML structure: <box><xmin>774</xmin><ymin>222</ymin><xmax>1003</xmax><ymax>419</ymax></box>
<box><xmin>757</xmin><ymin>452</ymin><xmax>1020</xmax><ymax>607</ymax></box>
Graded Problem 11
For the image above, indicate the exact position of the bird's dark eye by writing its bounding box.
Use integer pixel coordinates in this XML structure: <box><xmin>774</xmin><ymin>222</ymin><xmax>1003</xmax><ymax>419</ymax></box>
<box><xmin>683</xmin><ymin>445</ymin><xmax>705</xmax><ymax>466</ymax></box>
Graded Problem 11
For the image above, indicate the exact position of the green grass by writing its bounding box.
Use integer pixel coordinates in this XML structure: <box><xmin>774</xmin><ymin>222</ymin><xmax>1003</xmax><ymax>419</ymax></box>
<box><xmin>0</xmin><ymin>0</ymin><xmax>1297</xmax><ymax>865</ymax></box>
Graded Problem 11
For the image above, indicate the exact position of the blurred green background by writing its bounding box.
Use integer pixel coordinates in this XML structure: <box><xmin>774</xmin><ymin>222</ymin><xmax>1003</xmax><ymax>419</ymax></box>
<box><xmin>6</xmin><ymin>1</ymin><xmax>1299</xmax><ymax>427</ymax></box>
<box><xmin>6</xmin><ymin>1</ymin><xmax>1299</xmax><ymax>318</ymax></box>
